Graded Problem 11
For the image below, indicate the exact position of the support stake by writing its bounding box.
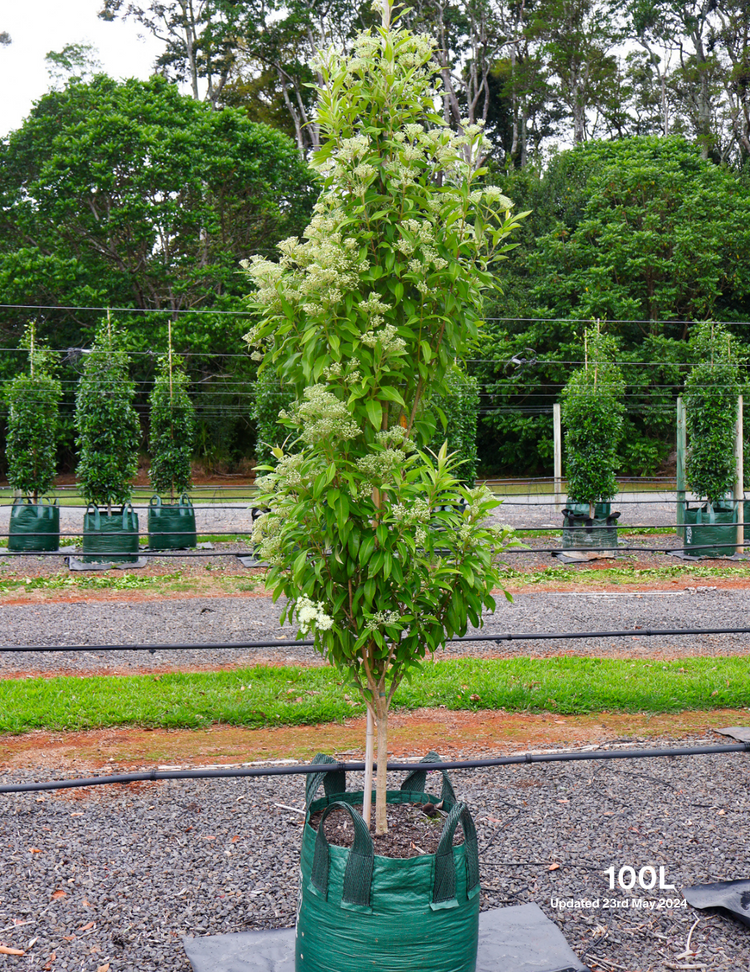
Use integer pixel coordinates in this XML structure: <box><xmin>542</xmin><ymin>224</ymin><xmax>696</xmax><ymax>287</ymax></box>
<box><xmin>676</xmin><ymin>396</ymin><xmax>686</xmax><ymax>542</ymax></box>
<box><xmin>553</xmin><ymin>403</ymin><xmax>562</xmax><ymax>514</ymax></box>
<box><xmin>735</xmin><ymin>395</ymin><xmax>744</xmax><ymax>555</ymax></box>
<box><xmin>363</xmin><ymin>708</ymin><xmax>374</xmax><ymax>829</ymax></box>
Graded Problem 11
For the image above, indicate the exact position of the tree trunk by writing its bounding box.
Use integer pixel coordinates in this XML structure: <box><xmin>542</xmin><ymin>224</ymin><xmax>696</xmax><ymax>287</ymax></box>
<box><xmin>375</xmin><ymin>694</ymin><xmax>389</xmax><ymax>835</ymax></box>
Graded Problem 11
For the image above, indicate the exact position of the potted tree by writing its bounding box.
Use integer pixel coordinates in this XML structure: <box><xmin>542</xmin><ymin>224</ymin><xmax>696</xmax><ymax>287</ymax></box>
<box><xmin>560</xmin><ymin>326</ymin><xmax>625</xmax><ymax>554</ymax></box>
<box><xmin>148</xmin><ymin>348</ymin><xmax>197</xmax><ymax>549</ymax></box>
<box><xmin>75</xmin><ymin>316</ymin><xmax>141</xmax><ymax>563</ymax></box>
<box><xmin>5</xmin><ymin>324</ymin><xmax>62</xmax><ymax>552</ymax></box>
<box><xmin>683</xmin><ymin>321</ymin><xmax>740</xmax><ymax>557</ymax></box>
<box><xmin>244</xmin><ymin>7</ymin><xmax>523</xmax><ymax>970</ymax></box>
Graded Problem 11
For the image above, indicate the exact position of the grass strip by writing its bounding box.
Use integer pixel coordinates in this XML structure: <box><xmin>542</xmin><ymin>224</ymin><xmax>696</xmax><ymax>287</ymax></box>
<box><xmin>1</xmin><ymin>657</ymin><xmax>749</xmax><ymax>734</ymax></box>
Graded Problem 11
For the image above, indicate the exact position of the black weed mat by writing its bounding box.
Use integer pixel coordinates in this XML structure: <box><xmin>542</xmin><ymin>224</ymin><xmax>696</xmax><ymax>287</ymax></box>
<box><xmin>1</xmin><ymin>737</ymin><xmax>749</xmax><ymax>971</ymax></box>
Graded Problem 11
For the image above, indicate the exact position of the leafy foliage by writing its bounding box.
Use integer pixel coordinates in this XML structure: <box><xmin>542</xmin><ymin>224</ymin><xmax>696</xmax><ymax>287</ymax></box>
<box><xmin>561</xmin><ymin>328</ymin><xmax>625</xmax><ymax>507</ymax></box>
<box><xmin>246</xmin><ymin>15</ymin><xmax>523</xmax><ymax>832</ymax></box>
<box><xmin>149</xmin><ymin>355</ymin><xmax>195</xmax><ymax>500</ymax></box>
<box><xmin>684</xmin><ymin>322</ymin><xmax>741</xmax><ymax>504</ymax></box>
<box><xmin>75</xmin><ymin>320</ymin><xmax>141</xmax><ymax>508</ymax></box>
<box><xmin>4</xmin><ymin>325</ymin><xmax>61</xmax><ymax>502</ymax></box>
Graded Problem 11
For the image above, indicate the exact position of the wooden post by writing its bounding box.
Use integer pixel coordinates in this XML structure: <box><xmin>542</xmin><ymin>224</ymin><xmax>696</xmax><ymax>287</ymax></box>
<box><xmin>553</xmin><ymin>403</ymin><xmax>562</xmax><ymax>513</ymax></box>
<box><xmin>735</xmin><ymin>395</ymin><xmax>744</xmax><ymax>555</ymax></box>
<box><xmin>676</xmin><ymin>396</ymin><xmax>686</xmax><ymax>542</ymax></box>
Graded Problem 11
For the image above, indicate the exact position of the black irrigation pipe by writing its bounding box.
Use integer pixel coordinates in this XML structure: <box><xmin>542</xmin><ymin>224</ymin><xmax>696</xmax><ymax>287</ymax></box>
<box><xmin>3</xmin><ymin>744</ymin><xmax>749</xmax><ymax>794</ymax></box>
<box><xmin>5</xmin><ymin>623</ymin><xmax>750</xmax><ymax>653</ymax></box>
<box><xmin>0</xmin><ymin>549</ymin><xmax>254</xmax><ymax>557</ymax></box>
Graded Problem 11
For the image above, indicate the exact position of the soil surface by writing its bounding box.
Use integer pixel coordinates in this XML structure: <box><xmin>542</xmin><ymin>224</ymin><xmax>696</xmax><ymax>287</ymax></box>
<box><xmin>308</xmin><ymin>801</ymin><xmax>463</xmax><ymax>857</ymax></box>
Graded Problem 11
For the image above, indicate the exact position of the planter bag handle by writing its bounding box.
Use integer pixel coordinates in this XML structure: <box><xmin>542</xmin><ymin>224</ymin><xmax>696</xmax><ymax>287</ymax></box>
<box><xmin>400</xmin><ymin>751</ymin><xmax>456</xmax><ymax>807</ymax></box>
<box><xmin>305</xmin><ymin>753</ymin><xmax>347</xmax><ymax>810</ymax></box>
<box><xmin>122</xmin><ymin>502</ymin><xmax>136</xmax><ymax>530</ymax></box>
<box><xmin>85</xmin><ymin>504</ymin><xmax>101</xmax><ymax>529</ymax></box>
<box><xmin>150</xmin><ymin>495</ymin><xmax>162</xmax><ymax>510</ymax></box>
<box><xmin>431</xmin><ymin>801</ymin><xmax>480</xmax><ymax>910</ymax></box>
<box><xmin>180</xmin><ymin>492</ymin><xmax>194</xmax><ymax>509</ymax></box>
<box><xmin>310</xmin><ymin>801</ymin><xmax>373</xmax><ymax>909</ymax></box>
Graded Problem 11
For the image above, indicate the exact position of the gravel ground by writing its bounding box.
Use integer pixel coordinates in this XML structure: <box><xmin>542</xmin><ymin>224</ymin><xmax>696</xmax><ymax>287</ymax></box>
<box><xmin>1</xmin><ymin>738</ymin><xmax>749</xmax><ymax>971</ymax></box>
<box><xmin>2</xmin><ymin>586</ymin><xmax>750</xmax><ymax>675</ymax></box>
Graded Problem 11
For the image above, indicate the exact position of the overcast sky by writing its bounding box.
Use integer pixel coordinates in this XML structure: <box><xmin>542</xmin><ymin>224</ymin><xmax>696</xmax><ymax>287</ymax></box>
<box><xmin>0</xmin><ymin>0</ymin><xmax>166</xmax><ymax>136</ymax></box>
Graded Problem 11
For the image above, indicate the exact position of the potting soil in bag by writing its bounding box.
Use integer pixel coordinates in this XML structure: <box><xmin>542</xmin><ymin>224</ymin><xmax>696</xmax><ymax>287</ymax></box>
<box><xmin>296</xmin><ymin>754</ymin><xmax>479</xmax><ymax>972</ymax></box>
<box><xmin>82</xmin><ymin>504</ymin><xmax>140</xmax><ymax>563</ymax></box>
<box><xmin>8</xmin><ymin>499</ymin><xmax>60</xmax><ymax>552</ymax></box>
<box><xmin>562</xmin><ymin>505</ymin><xmax>620</xmax><ymax>552</ymax></box>
<box><xmin>684</xmin><ymin>503</ymin><xmax>737</xmax><ymax>558</ymax></box>
<box><xmin>148</xmin><ymin>493</ymin><xmax>197</xmax><ymax>550</ymax></box>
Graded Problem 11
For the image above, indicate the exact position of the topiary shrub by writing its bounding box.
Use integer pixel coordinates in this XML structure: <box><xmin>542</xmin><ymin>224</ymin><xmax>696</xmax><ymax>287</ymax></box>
<box><xmin>561</xmin><ymin>327</ymin><xmax>625</xmax><ymax>515</ymax></box>
<box><xmin>5</xmin><ymin>324</ymin><xmax>61</xmax><ymax>503</ymax></box>
<box><xmin>149</xmin><ymin>354</ymin><xmax>195</xmax><ymax>501</ymax></box>
<box><xmin>75</xmin><ymin>317</ymin><xmax>141</xmax><ymax>511</ymax></box>
<box><xmin>684</xmin><ymin>321</ymin><xmax>740</xmax><ymax>505</ymax></box>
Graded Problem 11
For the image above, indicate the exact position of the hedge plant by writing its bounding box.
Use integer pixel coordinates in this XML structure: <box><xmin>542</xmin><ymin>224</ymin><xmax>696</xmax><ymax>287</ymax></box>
<box><xmin>149</xmin><ymin>354</ymin><xmax>195</xmax><ymax>501</ymax></box>
<box><xmin>684</xmin><ymin>321</ymin><xmax>741</xmax><ymax>505</ymax></box>
<box><xmin>244</xmin><ymin>9</ymin><xmax>523</xmax><ymax>834</ymax></box>
<box><xmin>4</xmin><ymin>324</ymin><xmax>61</xmax><ymax>503</ymax></box>
<box><xmin>75</xmin><ymin>318</ymin><xmax>141</xmax><ymax>511</ymax></box>
<box><xmin>561</xmin><ymin>327</ymin><xmax>625</xmax><ymax>515</ymax></box>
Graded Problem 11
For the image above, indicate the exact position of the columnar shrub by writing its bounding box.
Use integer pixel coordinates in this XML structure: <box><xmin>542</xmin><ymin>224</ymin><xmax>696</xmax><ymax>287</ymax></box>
<box><xmin>5</xmin><ymin>324</ymin><xmax>61</xmax><ymax>503</ymax></box>
<box><xmin>684</xmin><ymin>321</ymin><xmax>740</xmax><ymax>505</ymax></box>
<box><xmin>561</xmin><ymin>327</ymin><xmax>625</xmax><ymax>515</ymax></box>
<box><xmin>149</xmin><ymin>355</ymin><xmax>195</xmax><ymax>501</ymax></box>
<box><xmin>244</xmin><ymin>11</ymin><xmax>523</xmax><ymax>833</ymax></box>
<box><xmin>75</xmin><ymin>319</ymin><xmax>140</xmax><ymax>510</ymax></box>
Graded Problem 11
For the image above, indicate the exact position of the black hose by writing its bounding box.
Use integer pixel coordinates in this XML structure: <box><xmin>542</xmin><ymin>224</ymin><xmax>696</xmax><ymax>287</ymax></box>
<box><xmin>2</xmin><ymin>744</ymin><xmax>748</xmax><ymax>794</ymax></box>
<box><xmin>5</xmin><ymin>623</ymin><xmax>750</xmax><ymax>653</ymax></box>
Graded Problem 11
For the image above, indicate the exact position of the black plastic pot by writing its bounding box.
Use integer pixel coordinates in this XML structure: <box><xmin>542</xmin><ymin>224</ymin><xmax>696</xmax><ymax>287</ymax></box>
<box><xmin>147</xmin><ymin>494</ymin><xmax>196</xmax><ymax>550</ymax></box>
<box><xmin>561</xmin><ymin>503</ymin><xmax>620</xmax><ymax>551</ymax></box>
<box><xmin>296</xmin><ymin>754</ymin><xmax>479</xmax><ymax>972</ymax></box>
<box><xmin>82</xmin><ymin>504</ymin><xmax>140</xmax><ymax>563</ymax></box>
<box><xmin>8</xmin><ymin>498</ymin><xmax>60</xmax><ymax>552</ymax></box>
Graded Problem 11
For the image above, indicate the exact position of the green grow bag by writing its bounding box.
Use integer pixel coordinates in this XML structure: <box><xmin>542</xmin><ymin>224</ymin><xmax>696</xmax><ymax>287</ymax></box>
<box><xmin>147</xmin><ymin>494</ymin><xmax>196</xmax><ymax>550</ymax></box>
<box><xmin>82</xmin><ymin>504</ymin><xmax>140</xmax><ymax>563</ymax></box>
<box><xmin>296</xmin><ymin>754</ymin><xmax>479</xmax><ymax>972</ymax></box>
<box><xmin>684</xmin><ymin>503</ymin><xmax>737</xmax><ymax>558</ymax></box>
<box><xmin>562</xmin><ymin>504</ymin><xmax>620</xmax><ymax>552</ymax></box>
<box><xmin>8</xmin><ymin>499</ymin><xmax>60</xmax><ymax>552</ymax></box>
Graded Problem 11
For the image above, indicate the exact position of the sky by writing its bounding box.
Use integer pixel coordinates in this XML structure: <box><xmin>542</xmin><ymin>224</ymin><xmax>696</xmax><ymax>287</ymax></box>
<box><xmin>0</xmin><ymin>0</ymin><xmax>166</xmax><ymax>136</ymax></box>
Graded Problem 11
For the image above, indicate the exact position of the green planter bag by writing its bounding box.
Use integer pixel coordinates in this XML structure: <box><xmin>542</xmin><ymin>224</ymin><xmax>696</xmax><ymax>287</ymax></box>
<box><xmin>82</xmin><ymin>504</ymin><xmax>140</xmax><ymax>563</ymax></box>
<box><xmin>147</xmin><ymin>494</ymin><xmax>196</xmax><ymax>550</ymax></box>
<box><xmin>684</xmin><ymin>503</ymin><xmax>737</xmax><ymax>558</ymax></box>
<box><xmin>8</xmin><ymin>499</ymin><xmax>60</xmax><ymax>552</ymax></box>
<box><xmin>562</xmin><ymin>504</ymin><xmax>620</xmax><ymax>552</ymax></box>
<box><xmin>296</xmin><ymin>754</ymin><xmax>479</xmax><ymax>972</ymax></box>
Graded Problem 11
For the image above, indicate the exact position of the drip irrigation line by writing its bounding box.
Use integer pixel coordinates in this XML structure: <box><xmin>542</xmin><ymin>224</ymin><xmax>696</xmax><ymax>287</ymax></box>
<box><xmin>505</xmin><ymin>542</ymin><xmax>749</xmax><ymax>553</ymax></box>
<box><xmin>0</xmin><ymin>549</ymin><xmax>253</xmax><ymax>557</ymax></box>
<box><xmin>2</xmin><ymin>744</ymin><xmax>748</xmax><ymax>794</ymax></box>
<box><xmin>5</xmin><ymin>623</ymin><xmax>750</xmax><ymax>653</ymax></box>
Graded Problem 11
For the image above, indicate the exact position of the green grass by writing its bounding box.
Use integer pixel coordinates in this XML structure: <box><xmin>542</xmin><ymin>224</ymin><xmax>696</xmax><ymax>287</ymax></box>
<box><xmin>2</xmin><ymin>657</ymin><xmax>749</xmax><ymax>734</ymax></box>
<box><xmin>502</xmin><ymin>562</ymin><xmax>750</xmax><ymax>585</ymax></box>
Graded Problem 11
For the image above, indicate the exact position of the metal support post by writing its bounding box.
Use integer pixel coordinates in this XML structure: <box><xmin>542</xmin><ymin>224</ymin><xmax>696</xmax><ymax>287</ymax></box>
<box><xmin>553</xmin><ymin>403</ymin><xmax>562</xmax><ymax>513</ymax></box>
<box><xmin>735</xmin><ymin>395</ymin><xmax>744</xmax><ymax>555</ymax></box>
<box><xmin>676</xmin><ymin>396</ymin><xmax>686</xmax><ymax>542</ymax></box>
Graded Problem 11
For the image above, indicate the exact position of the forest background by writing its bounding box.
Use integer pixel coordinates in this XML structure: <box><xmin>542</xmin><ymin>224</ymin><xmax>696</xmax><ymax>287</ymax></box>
<box><xmin>3</xmin><ymin>0</ymin><xmax>750</xmax><ymax>479</ymax></box>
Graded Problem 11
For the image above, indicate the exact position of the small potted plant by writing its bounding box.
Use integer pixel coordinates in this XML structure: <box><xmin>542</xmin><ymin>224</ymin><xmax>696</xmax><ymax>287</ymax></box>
<box><xmin>683</xmin><ymin>321</ymin><xmax>740</xmax><ymax>557</ymax></box>
<box><xmin>244</xmin><ymin>7</ymin><xmax>523</xmax><ymax>969</ymax></box>
<box><xmin>148</xmin><ymin>350</ymin><xmax>196</xmax><ymax>549</ymax></box>
<box><xmin>75</xmin><ymin>316</ymin><xmax>141</xmax><ymax>562</ymax></box>
<box><xmin>5</xmin><ymin>323</ymin><xmax>62</xmax><ymax>552</ymax></box>
<box><xmin>560</xmin><ymin>325</ymin><xmax>624</xmax><ymax>554</ymax></box>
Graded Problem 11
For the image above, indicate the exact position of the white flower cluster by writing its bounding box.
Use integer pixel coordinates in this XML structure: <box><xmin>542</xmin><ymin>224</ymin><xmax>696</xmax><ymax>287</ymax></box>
<box><xmin>356</xmin><ymin>449</ymin><xmax>405</xmax><ymax>483</ymax></box>
<box><xmin>360</xmin><ymin>324</ymin><xmax>406</xmax><ymax>356</ymax></box>
<box><xmin>297</xmin><ymin>384</ymin><xmax>360</xmax><ymax>445</ymax></box>
<box><xmin>363</xmin><ymin>609</ymin><xmax>401</xmax><ymax>633</ymax></box>
<box><xmin>297</xmin><ymin>595</ymin><xmax>335</xmax><ymax>635</ymax></box>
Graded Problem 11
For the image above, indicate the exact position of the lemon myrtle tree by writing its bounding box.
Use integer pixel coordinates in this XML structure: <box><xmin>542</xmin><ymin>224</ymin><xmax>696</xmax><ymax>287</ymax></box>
<box><xmin>245</xmin><ymin>8</ymin><xmax>524</xmax><ymax>834</ymax></box>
